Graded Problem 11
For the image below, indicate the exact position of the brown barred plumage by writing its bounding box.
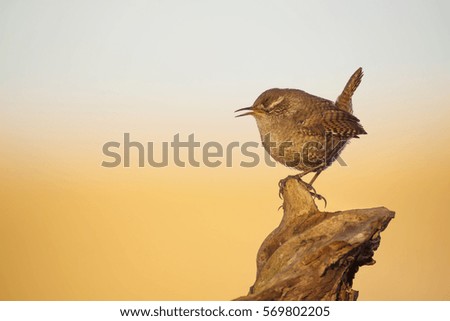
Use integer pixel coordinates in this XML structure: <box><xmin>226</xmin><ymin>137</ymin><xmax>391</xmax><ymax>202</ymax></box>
<box><xmin>336</xmin><ymin>67</ymin><xmax>364</xmax><ymax>113</ymax></box>
<box><xmin>235</xmin><ymin>68</ymin><xmax>366</xmax><ymax>190</ymax></box>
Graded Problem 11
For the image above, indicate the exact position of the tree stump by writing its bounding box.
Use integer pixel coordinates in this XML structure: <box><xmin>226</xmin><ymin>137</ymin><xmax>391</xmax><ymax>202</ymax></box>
<box><xmin>235</xmin><ymin>178</ymin><xmax>395</xmax><ymax>301</ymax></box>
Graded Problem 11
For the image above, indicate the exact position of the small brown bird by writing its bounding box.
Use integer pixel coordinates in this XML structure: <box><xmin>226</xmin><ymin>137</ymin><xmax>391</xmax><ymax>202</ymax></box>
<box><xmin>235</xmin><ymin>68</ymin><xmax>366</xmax><ymax>203</ymax></box>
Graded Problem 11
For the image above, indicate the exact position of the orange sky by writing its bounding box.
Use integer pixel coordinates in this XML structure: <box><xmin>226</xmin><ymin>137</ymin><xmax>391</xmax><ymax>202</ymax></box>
<box><xmin>1</xmin><ymin>127</ymin><xmax>450</xmax><ymax>300</ymax></box>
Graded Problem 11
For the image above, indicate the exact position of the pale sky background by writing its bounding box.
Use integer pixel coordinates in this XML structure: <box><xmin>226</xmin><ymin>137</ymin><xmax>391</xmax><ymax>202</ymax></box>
<box><xmin>1</xmin><ymin>0</ymin><xmax>449</xmax><ymax>300</ymax></box>
<box><xmin>1</xmin><ymin>0</ymin><xmax>449</xmax><ymax>142</ymax></box>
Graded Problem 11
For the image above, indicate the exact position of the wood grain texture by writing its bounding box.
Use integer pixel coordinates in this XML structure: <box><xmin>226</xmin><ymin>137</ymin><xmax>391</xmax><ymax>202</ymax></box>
<box><xmin>235</xmin><ymin>178</ymin><xmax>394</xmax><ymax>301</ymax></box>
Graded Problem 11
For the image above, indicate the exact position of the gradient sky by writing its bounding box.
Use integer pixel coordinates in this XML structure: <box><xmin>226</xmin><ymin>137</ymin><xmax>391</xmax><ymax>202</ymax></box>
<box><xmin>1</xmin><ymin>0</ymin><xmax>449</xmax><ymax>300</ymax></box>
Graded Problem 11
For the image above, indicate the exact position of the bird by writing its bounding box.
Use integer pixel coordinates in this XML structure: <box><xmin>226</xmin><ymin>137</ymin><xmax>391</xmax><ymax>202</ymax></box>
<box><xmin>235</xmin><ymin>68</ymin><xmax>366</xmax><ymax>204</ymax></box>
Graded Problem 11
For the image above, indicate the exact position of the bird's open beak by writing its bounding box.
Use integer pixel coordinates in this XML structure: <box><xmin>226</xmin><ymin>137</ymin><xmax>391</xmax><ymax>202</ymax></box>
<box><xmin>234</xmin><ymin>106</ymin><xmax>254</xmax><ymax>118</ymax></box>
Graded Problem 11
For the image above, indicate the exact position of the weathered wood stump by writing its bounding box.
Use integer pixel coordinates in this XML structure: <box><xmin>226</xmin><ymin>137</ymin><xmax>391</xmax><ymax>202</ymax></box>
<box><xmin>235</xmin><ymin>178</ymin><xmax>395</xmax><ymax>301</ymax></box>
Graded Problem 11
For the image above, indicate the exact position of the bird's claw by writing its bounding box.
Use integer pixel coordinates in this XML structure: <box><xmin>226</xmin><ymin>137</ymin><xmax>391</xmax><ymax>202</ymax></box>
<box><xmin>278</xmin><ymin>175</ymin><xmax>299</xmax><ymax>199</ymax></box>
<box><xmin>302</xmin><ymin>181</ymin><xmax>327</xmax><ymax>207</ymax></box>
<box><xmin>278</xmin><ymin>175</ymin><xmax>327</xmax><ymax>207</ymax></box>
<box><xmin>309</xmin><ymin>191</ymin><xmax>327</xmax><ymax>208</ymax></box>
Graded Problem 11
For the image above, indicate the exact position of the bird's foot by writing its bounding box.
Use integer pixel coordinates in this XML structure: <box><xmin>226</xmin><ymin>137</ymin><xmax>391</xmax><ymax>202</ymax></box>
<box><xmin>278</xmin><ymin>175</ymin><xmax>327</xmax><ymax>207</ymax></box>
<box><xmin>309</xmin><ymin>190</ymin><xmax>327</xmax><ymax>207</ymax></box>
<box><xmin>278</xmin><ymin>174</ymin><xmax>301</xmax><ymax>198</ymax></box>
<box><xmin>302</xmin><ymin>181</ymin><xmax>327</xmax><ymax>207</ymax></box>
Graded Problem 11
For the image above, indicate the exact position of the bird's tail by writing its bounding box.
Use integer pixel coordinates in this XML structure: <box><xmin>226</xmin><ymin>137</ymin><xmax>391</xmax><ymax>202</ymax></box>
<box><xmin>335</xmin><ymin>67</ymin><xmax>363</xmax><ymax>114</ymax></box>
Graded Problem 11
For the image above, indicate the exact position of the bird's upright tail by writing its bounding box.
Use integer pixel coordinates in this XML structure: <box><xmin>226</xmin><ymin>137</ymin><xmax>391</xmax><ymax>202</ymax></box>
<box><xmin>335</xmin><ymin>67</ymin><xmax>363</xmax><ymax>114</ymax></box>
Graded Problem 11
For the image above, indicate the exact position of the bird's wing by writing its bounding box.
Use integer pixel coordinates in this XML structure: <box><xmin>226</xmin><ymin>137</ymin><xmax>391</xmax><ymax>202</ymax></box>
<box><xmin>335</xmin><ymin>67</ymin><xmax>363</xmax><ymax>113</ymax></box>
<box><xmin>299</xmin><ymin>106</ymin><xmax>367</xmax><ymax>138</ymax></box>
<box><xmin>321</xmin><ymin>109</ymin><xmax>367</xmax><ymax>137</ymax></box>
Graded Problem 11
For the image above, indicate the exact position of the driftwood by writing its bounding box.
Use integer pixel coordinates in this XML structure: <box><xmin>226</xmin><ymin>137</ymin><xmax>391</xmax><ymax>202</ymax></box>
<box><xmin>235</xmin><ymin>178</ymin><xmax>394</xmax><ymax>301</ymax></box>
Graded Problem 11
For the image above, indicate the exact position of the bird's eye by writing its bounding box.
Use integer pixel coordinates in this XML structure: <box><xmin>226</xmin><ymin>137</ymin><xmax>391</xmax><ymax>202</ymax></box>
<box><xmin>259</xmin><ymin>103</ymin><xmax>268</xmax><ymax>111</ymax></box>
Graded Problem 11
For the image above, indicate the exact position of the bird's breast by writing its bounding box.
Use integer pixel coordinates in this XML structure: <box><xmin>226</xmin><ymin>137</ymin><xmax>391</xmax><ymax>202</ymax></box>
<box><xmin>255</xmin><ymin>116</ymin><xmax>351</xmax><ymax>171</ymax></box>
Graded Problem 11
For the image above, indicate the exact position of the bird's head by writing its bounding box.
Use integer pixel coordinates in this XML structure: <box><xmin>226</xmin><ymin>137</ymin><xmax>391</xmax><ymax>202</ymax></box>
<box><xmin>235</xmin><ymin>89</ymin><xmax>286</xmax><ymax>119</ymax></box>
